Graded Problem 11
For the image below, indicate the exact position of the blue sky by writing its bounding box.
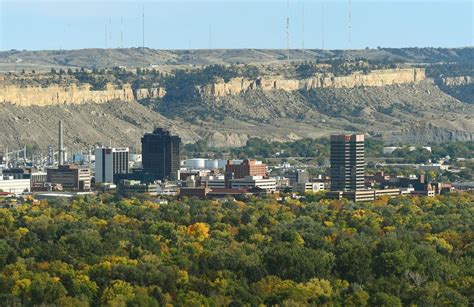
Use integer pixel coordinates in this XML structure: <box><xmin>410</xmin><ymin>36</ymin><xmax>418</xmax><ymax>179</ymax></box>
<box><xmin>0</xmin><ymin>0</ymin><xmax>472</xmax><ymax>51</ymax></box>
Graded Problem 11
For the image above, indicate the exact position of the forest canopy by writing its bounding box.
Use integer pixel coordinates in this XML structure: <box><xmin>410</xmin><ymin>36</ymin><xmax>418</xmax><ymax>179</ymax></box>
<box><xmin>0</xmin><ymin>192</ymin><xmax>472</xmax><ymax>306</ymax></box>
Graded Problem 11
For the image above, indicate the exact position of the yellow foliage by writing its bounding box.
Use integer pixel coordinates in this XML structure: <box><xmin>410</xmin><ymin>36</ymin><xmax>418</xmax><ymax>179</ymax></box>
<box><xmin>179</xmin><ymin>270</ymin><xmax>189</xmax><ymax>284</ymax></box>
<box><xmin>12</xmin><ymin>278</ymin><xmax>31</xmax><ymax>296</ymax></box>
<box><xmin>383</xmin><ymin>226</ymin><xmax>396</xmax><ymax>233</ymax></box>
<box><xmin>99</xmin><ymin>256</ymin><xmax>138</xmax><ymax>270</ymax></box>
<box><xmin>160</xmin><ymin>243</ymin><xmax>170</xmax><ymax>254</ymax></box>
<box><xmin>300</xmin><ymin>278</ymin><xmax>333</xmax><ymax>299</ymax></box>
<box><xmin>15</xmin><ymin>227</ymin><xmax>29</xmax><ymax>237</ymax></box>
<box><xmin>352</xmin><ymin>209</ymin><xmax>366</xmax><ymax>219</ymax></box>
<box><xmin>250</xmin><ymin>233</ymin><xmax>266</xmax><ymax>243</ymax></box>
<box><xmin>324</xmin><ymin>221</ymin><xmax>334</xmax><ymax>227</ymax></box>
<box><xmin>37</xmin><ymin>262</ymin><xmax>50</xmax><ymax>271</ymax></box>
<box><xmin>186</xmin><ymin>222</ymin><xmax>210</xmax><ymax>241</ymax></box>
<box><xmin>55</xmin><ymin>212</ymin><xmax>78</xmax><ymax>222</ymax></box>
<box><xmin>92</xmin><ymin>218</ymin><xmax>108</xmax><ymax>228</ymax></box>
<box><xmin>233</xmin><ymin>200</ymin><xmax>246</xmax><ymax>209</ymax></box>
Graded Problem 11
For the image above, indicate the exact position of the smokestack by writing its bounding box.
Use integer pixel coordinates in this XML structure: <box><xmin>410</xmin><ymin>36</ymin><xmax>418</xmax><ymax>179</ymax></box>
<box><xmin>58</xmin><ymin>120</ymin><xmax>63</xmax><ymax>165</ymax></box>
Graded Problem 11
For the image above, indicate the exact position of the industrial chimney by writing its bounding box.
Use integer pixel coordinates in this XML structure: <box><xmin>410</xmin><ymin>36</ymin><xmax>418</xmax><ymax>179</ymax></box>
<box><xmin>58</xmin><ymin>120</ymin><xmax>64</xmax><ymax>165</ymax></box>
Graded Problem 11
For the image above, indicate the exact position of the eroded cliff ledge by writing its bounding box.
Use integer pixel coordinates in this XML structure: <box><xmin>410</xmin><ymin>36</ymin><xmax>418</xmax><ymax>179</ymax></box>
<box><xmin>199</xmin><ymin>68</ymin><xmax>426</xmax><ymax>97</ymax></box>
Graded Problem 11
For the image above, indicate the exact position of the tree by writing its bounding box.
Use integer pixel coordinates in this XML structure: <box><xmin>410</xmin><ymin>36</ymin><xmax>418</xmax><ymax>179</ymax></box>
<box><xmin>370</xmin><ymin>292</ymin><xmax>402</xmax><ymax>307</ymax></box>
<box><xmin>100</xmin><ymin>280</ymin><xmax>135</xmax><ymax>306</ymax></box>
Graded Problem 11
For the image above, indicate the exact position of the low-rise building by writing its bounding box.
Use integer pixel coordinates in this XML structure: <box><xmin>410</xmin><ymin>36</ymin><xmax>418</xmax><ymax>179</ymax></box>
<box><xmin>230</xmin><ymin>176</ymin><xmax>277</xmax><ymax>192</ymax></box>
<box><xmin>226</xmin><ymin>159</ymin><xmax>268</xmax><ymax>179</ymax></box>
<box><xmin>0</xmin><ymin>176</ymin><xmax>30</xmax><ymax>195</ymax></box>
<box><xmin>293</xmin><ymin>182</ymin><xmax>325</xmax><ymax>194</ymax></box>
<box><xmin>47</xmin><ymin>165</ymin><xmax>91</xmax><ymax>191</ymax></box>
<box><xmin>118</xmin><ymin>180</ymin><xmax>158</xmax><ymax>196</ymax></box>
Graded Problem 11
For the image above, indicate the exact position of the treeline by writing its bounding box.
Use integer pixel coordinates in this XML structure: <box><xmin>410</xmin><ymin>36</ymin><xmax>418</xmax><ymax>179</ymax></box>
<box><xmin>391</xmin><ymin>141</ymin><xmax>474</xmax><ymax>163</ymax></box>
<box><xmin>185</xmin><ymin>138</ymin><xmax>473</xmax><ymax>162</ymax></box>
<box><xmin>0</xmin><ymin>192</ymin><xmax>472</xmax><ymax>305</ymax></box>
<box><xmin>184</xmin><ymin>137</ymin><xmax>387</xmax><ymax>161</ymax></box>
<box><xmin>426</xmin><ymin>63</ymin><xmax>474</xmax><ymax>78</ymax></box>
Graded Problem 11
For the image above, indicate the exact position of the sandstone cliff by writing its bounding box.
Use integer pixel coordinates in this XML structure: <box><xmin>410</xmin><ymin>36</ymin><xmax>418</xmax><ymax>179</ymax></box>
<box><xmin>0</xmin><ymin>83</ymin><xmax>134</xmax><ymax>106</ymax></box>
<box><xmin>135</xmin><ymin>87</ymin><xmax>167</xmax><ymax>100</ymax></box>
<box><xmin>0</xmin><ymin>83</ymin><xmax>168</xmax><ymax>107</ymax></box>
<box><xmin>441</xmin><ymin>76</ymin><xmax>473</xmax><ymax>86</ymax></box>
<box><xmin>199</xmin><ymin>68</ymin><xmax>425</xmax><ymax>97</ymax></box>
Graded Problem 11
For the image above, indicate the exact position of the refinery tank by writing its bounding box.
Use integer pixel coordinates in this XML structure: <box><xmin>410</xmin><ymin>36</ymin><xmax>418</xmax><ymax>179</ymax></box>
<box><xmin>205</xmin><ymin>159</ymin><xmax>219</xmax><ymax>169</ymax></box>
<box><xmin>217</xmin><ymin>159</ymin><xmax>228</xmax><ymax>169</ymax></box>
<box><xmin>186</xmin><ymin>158</ymin><xmax>206</xmax><ymax>169</ymax></box>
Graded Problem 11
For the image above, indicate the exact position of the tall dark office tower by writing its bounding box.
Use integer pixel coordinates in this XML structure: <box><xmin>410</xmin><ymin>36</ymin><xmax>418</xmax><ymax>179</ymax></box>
<box><xmin>141</xmin><ymin>128</ymin><xmax>181</xmax><ymax>181</ymax></box>
<box><xmin>330</xmin><ymin>134</ymin><xmax>365</xmax><ymax>191</ymax></box>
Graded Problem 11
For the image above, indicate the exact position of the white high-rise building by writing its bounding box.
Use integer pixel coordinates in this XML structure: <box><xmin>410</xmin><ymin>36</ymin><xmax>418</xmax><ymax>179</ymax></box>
<box><xmin>95</xmin><ymin>147</ymin><xmax>129</xmax><ymax>184</ymax></box>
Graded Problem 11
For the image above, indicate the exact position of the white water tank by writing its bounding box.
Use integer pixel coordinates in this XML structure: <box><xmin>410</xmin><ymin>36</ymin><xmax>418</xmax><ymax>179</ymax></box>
<box><xmin>205</xmin><ymin>159</ymin><xmax>219</xmax><ymax>169</ymax></box>
<box><xmin>217</xmin><ymin>159</ymin><xmax>228</xmax><ymax>169</ymax></box>
<box><xmin>186</xmin><ymin>158</ymin><xmax>206</xmax><ymax>169</ymax></box>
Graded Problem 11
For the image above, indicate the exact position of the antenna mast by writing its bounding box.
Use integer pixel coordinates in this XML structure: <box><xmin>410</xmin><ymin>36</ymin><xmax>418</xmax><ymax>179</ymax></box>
<box><xmin>209</xmin><ymin>25</ymin><xmax>212</xmax><ymax>50</ymax></box>
<box><xmin>105</xmin><ymin>23</ymin><xmax>108</xmax><ymax>48</ymax></box>
<box><xmin>302</xmin><ymin>2</ymin><xmax>304</xmax><ymax>50</ymax></box>
<box><xmin>109</xmin><ymin>17</ymin><xmax>112</xmax><ymax>45</ymax></box>
<box><xmin>120</xmin><ymin>17</ymin><xmax>123</xmax><ymax>48</ymax></box>
<box><xmin>322</xmin><ymin>4</ymin><xmax>325</xmax><ymax>50</ymax></box>
<box><xmin>348</xmin><ymin>0</ymin><xmax>352</xmax><ymax>48</ymax></box>
<box><xmin>286</xmin><ymin>0</ymin><xmax>290</xmax><ymax>60</ymax></box>
<box><xmin>142</xmin><ymin>4</ymin><xmax>145</xmax><ymax>69</ymax></box>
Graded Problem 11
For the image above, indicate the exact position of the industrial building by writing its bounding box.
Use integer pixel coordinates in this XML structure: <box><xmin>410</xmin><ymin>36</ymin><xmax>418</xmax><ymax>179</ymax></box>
<box><xmin>0</xmin><ymin>175</ymin><xmax>30</xmax><ymax>195</ymax></box>
<box><xmin>330</xmin><ymin>134</ymin><xmax>365</xmax><ymax>191</ymax></box>
<box><xmin>95</xmin><ymin>147</ymin><xmax>129</xmax><ymax>184</ymax></box>
<box><xmin>141</xmin><ymin>128</ymin><xmax>181</xmax><ymax>181</ymax></box>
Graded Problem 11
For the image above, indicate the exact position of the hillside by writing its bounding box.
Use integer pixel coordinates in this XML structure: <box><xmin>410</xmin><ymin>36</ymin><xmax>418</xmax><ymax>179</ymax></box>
<box><xmin>0</xmin><ymin>48</ymin><xmax>473</xmax><ymax>150</ymax></box>
<box><xmin>1</xmin><ymin>47</ymin><xmax>472</xmax><ymax>71</ymax></box>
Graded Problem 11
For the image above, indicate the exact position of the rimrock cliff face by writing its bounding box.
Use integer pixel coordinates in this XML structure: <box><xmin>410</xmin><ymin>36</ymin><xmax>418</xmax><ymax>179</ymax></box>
<box><xmin>441</xmin><ymin>76</ymin><xmax>473</xmax><ymax>86</ymax></box>
<box><xmin>0</xmin><ymin>84</ymin><xmax>135</xmax><ymax>106</ymax></box>
<box><xmin>199</xmin><ymin>68</ymin><xmax>425</xmax><ymax>97</ymax></box>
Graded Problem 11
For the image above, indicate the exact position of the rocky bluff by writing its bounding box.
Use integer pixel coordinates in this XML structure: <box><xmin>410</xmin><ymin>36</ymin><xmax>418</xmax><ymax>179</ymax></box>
<box><xmin>199</xmin><ymin>68</ymin><xmax>426</xmax><ymax>97</ymax></box>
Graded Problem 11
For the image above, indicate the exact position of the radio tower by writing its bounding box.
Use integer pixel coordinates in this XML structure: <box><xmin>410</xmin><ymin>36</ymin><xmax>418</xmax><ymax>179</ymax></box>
<box><xmin>321</xmin><ymin>5</ymin><xmax>325</xmax><ymax>50</ymax></box>
<box><xmin>109</xmin><ymin>17</ymin><xmax>112</xmax><ymax>45</ymax></box>
<box><xmin>209</xmin><ymin>25</ymin><xmax>212</xmax><ymax>50</ymax></box>
<box><xmin>120</xmin><ymin>17</ymin><xmax>123</xmax><ymax>48</ymax></box>
<box><xmin>286</xmin><ymin>0</ymin><xmax>290</xmax><ymax>60</ymax></box>
<box><xmin>348</xmin><ymin>0</ymin><xmax>352</xmax><ymax>48</ymax></box>
<box><xmin>301</xmin><ymin>2</ymin><xmax>305</xmax><ymax>50</ymax></box>
<box><xmin>105</xmin><ymin>23</ymin><xmax>108</xmax><ymax>48</ymax></box>
<box><xmin>142</xmin><ymin>4</ymin><xmax>145</xmax><ymax>69</ymax></box>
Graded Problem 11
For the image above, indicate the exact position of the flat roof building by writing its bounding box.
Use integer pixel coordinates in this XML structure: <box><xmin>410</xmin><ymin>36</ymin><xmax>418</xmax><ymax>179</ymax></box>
<box><xmin>142</xmin><ymin>128</ymin><xmax>181</xmax><ymax>181</ymax></box>
<box><xmin>47</xmin><ymin>165</ymin><xmax>91</xmax><ymax>191</ymax></box>
<box><xmin>330</xmin><ymin>134</ymin><xmax>365</xmax><ymax>191</ymax></box>
<box><xmin>95</xmin><ymin>147</ymin><xmax>129</xmax><ymax>184</ymax></box>
<box><xmin>225</xmin><ymin>159</ymin><xmax>267</xmax><ymax>179</ymax></box>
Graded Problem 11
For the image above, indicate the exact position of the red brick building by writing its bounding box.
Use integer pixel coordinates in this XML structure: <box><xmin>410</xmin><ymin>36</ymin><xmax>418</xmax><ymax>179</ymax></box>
<box><xmin>225</xmin><ymin>159</ymin><xmax>268</xmax><ymax>179</ymax></box>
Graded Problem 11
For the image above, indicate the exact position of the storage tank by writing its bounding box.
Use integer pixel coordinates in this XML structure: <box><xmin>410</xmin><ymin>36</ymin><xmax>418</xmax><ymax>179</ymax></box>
<box><xmin>217</xmin><ymin>159</ymin><xmax>228</xmax><ymax>169</ymax></box>
<box><xmin>186</xmin><ymin>158</ymin><xmax>206</xmax><ymax>169</ymax></box>
<box><xmin>205</xmin><ymin>159</ymin><xmax>219</xmax><ymax>169</ymax></box>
